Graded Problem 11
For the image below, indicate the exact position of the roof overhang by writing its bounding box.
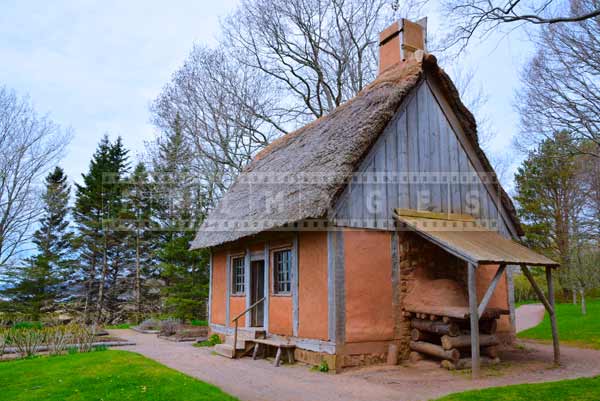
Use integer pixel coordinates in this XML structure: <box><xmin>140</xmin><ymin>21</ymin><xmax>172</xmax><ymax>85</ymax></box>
<box><xmin>393</xmin><ymin>209</ymin><xmax>559</xmax><ymax>267</ymax></box>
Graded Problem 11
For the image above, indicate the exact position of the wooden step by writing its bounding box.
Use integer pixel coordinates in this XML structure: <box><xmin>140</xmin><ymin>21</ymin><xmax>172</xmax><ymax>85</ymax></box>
<box><xmin>214</xmin><ymin>343</ymin><xmax>235</xmax><ymax>358</ymax></box>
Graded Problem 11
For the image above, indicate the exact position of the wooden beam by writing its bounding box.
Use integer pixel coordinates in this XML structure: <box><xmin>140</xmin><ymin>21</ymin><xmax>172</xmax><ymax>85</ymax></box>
<box><xmin>478</xmin><ymin>264</ymin><xmax>506</xmax><ymax>317</ymax></box>
<box><xmin>521</xmin><ymin>265</ymin><xmax>554</xmax><ymax>315</ymax></box>
<box><xmin>394</xmin><ymin>208</ymin><xmax>475</xmax><ymax>222</ymax></box>
<box><xmin>546</xmin><ymin>267</ymin><xmax>560</xmax><ymax>365</ymax></box>
<box><xmin>468</xmin><ymin>262</ymin><xmax>480</xmax><ymax>378</ymax></box>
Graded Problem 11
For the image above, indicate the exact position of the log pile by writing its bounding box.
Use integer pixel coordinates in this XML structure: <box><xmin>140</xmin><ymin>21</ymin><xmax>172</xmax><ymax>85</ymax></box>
<box><xmin>405</xmin><ymin>310</ymin><xmax>501</xmax><ymax>370</ymax></box>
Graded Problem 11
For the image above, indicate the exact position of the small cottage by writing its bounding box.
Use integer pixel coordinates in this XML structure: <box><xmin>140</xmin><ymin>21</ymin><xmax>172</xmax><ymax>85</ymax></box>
<box><xmin>191</xmin><ymin>18</ymin><xmax>559</xmax><ymax>375</ymax></box>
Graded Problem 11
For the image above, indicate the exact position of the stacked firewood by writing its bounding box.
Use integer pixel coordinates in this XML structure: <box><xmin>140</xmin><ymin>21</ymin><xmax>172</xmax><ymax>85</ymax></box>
<box><xmin>404</xmin><ymin>311</ymin><xmax>501</xmax><ymax>370</ymax></box>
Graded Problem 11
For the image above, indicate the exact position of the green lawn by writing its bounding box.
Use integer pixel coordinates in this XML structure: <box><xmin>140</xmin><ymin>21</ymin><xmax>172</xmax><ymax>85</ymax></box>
<box><xmin>434</xmin><ymin>376</ymin><xmax>600</xmax><ymax>400</ymax></box>
<box><xmin>0</xmin><ymin>350</ymin><xmax>238</xmax><ymax>401</ymax></box>
<box><xmin>518</xmin><ymin>299</ymin><xmax>600</xmax><ymax>349</ymax></box>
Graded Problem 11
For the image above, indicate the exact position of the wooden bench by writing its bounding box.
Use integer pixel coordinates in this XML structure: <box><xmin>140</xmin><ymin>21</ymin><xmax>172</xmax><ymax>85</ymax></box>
<box><xmin>251</xmin><ymin>339</ymin><xmax>296</xmax><ymax>367</ymax></box>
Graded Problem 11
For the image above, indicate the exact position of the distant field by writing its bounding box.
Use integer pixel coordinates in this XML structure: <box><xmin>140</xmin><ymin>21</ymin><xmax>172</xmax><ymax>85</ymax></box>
<box><xmin>0</xmin><ymin>350</ymin><xmax>238</xmax><ymax>401</ymax></box>
<box><xmin>435</xmin><ymin>376</ymin><xmax>600</xmax><ymax>401</ymax></box>
<box><xmin>518</xmin><ymin>299</ymin><xmax>600</xmax><ymax>349</ymax></box>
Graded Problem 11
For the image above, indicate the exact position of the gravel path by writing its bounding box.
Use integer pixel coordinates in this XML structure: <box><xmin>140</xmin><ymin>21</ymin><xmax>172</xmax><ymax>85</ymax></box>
<box><xmin>516</xmin><ymin>303</ymin><xmax>546</xmax><ymax>333</ymax></box>
<box><xmin>110</xmin><ymin>329</ymin><xmax>600</xmax><ymax>401</ymax></box>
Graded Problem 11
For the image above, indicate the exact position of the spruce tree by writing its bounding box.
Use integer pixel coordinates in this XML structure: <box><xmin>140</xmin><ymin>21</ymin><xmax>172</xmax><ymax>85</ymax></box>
<box><xmin>124</xmin><ymin>162</ymin><xmax>158</xmax><ymax>322</ymax></box>
<box><xmin>151</xmin><ymin>116</ymin><xmax>209</xmax><ymax>320</ymax></box>
<box><xmin>74</xmin><ymin>135</ymin><xmax>130</xmax><ymax>322</ymax></box>
<box><xmin>3</xmin><ymin>167</ymin><xmax>72</xmax><ymax>318</ymax></box>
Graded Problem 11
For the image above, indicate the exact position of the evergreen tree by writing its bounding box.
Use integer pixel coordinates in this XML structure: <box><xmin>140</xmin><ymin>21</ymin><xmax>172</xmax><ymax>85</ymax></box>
<box><xmin>514</xmin><ymin>131</ymin><xmax>588</xmax><ymax>298</ymax></box>
<box><xmin>74</xmin><ymin>135</ymin><xmax>130</xmax><ymax>322</ymax></box>
<box><xmin>2</xmin><ymin>167</ymin><xmax>72</xmax><ymax>318</ymax></box>
<box><xmin>151</xmin><ymin>116</ymin><xmax>209</xmax><ymax>320</ymax></box>
<box><xmin>124</xmin><ymin>162</ymin><xmax>159</xmax><ymax>322</ymax></box>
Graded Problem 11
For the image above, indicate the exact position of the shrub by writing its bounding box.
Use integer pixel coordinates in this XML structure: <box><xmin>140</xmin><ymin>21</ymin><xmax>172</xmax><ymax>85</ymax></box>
<box><xmin>195</xmin><ymin>334</ymin><xmax>221</xmax><ymax>347</ymax></box>
<box><xmin>318</xmin><ymin>360</ymin><xmax>329</xmax><ymax>372</ymax></box>
<box><xmin>138</xmin><ymin>319</ymin><xmax>161</xmax><ymax>331</ymax></box>
<box><xmin>8</xmin><ymin>327</ymin><xmax>46</xmax><ymax>357</ymax></box>
<box><xmin>67</xmin><ymin>346</ymin><xmax>78</xmax><ymax>355</ymax></box>
<box><xmin>12</xmin><ymin>321</ymin><xmax>43</xmax><ymax>330</ymax></box>
<box><xmin>72</xmin><ymin>324</ymin><xmax>96</xmax><ymax>353</ymax></box>
<box><xmin>46</xmin><ymin>325</ymin><xmax>72</xmax><ymax>356</ymax></box>
<box><xmin>92</xmin><ymin>344</ymin><xmax>108</xmax><ymax>352</ymax></box>
<box><xmin>0</xmin><ymin>328</ymin><xmax>8</xmax><ymax>358</ymax></box>
<box><xmin>190</xmin><ymin>319</ymin><xmax>208</xmax><ymax>327</ymax></box>
<box><xmin>159</xmin><ymin>318</ymin><xmax>181</xmax><ymax>337</ymax></box>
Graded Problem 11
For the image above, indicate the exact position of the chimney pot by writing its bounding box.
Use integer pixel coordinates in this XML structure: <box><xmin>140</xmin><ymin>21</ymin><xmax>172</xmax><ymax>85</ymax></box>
<box><xmin>378</xmin><ymin>18</ymin><xmax>427</xmax><ymax>74</ymax></box>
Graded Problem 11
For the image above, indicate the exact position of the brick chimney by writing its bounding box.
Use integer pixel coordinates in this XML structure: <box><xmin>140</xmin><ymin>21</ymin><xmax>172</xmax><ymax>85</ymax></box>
<box><xmin>378</xmin><ymin>18</ymin><xmax>427</xmax><ymax>73</ymax></box>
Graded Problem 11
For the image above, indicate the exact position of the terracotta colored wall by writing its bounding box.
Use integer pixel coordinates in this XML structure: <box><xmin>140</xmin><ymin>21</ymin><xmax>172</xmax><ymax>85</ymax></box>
<box><xmin>477</xmin><ymin>264</ymin><xmax>512</xmax><ymax>332</ymax></box>
<box><xmin>344</xmin><ymin>230</ymin><xmax>394</xmax><ymax>343</ymax></box>
<box><xmin>211</xmin><ymin>250</ymin><xmax>227</xmax><ymax>325</ymax></box>
<box><xmin>229</xmin><ymin>296</ymin><xmax>246</xmax><ymax>327</ymax></box>
<box><xmin>269</xmin><ymin>296</ymin><xmax>293</xmax><ymax>336</ymax></box>
<box><xmin>298</xmin><ymin>231</ymin><xmax>329</xmax><ymax>340</ymax></box>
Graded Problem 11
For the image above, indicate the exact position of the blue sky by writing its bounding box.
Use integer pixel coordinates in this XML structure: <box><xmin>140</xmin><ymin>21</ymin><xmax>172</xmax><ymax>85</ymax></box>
<box><xmin>0</xmin><ymin>0</ymin><xmax>534</xmax><ymax>190</ymax></box>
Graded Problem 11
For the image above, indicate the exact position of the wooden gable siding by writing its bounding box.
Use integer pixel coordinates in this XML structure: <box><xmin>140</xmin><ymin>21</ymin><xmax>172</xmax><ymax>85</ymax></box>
<box><xmin>332</xmin><ymin>80</ymin><xmax>513</xmax><ymax>237</ymax></box>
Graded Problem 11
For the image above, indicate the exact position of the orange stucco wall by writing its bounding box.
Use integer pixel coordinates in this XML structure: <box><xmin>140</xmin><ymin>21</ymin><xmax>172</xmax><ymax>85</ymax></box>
<box><xmin>477</xmin><ymin>264</ymin><xmax>512</xmax><ymax>332</ymax></box>
<box><xmin>211</xmin><ymin>250</ymin><xmax>227</xmax><ymax>325</ymax></box>
<box><xmin>298</xmin><ymin>231</ymin><xmax>329</xmax><ymax>340</ymax></box>
<box><xmin>269</xmin><ymin>296</ymin><xmax>293</xmax><ymax>336</ymax></box>
<box><xmin>344</xmin><ymin>229</ymin><xmax>394</xmax><ymax>343</ymax></box>
<box><xmin>229</xmin><ymin>295</ymin><xmax>246</xmax><ymax>327</ymax></box>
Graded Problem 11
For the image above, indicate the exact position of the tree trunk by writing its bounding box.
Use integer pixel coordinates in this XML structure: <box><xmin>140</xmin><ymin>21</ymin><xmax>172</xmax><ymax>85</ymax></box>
<box><xmin>580</xmin><ymin>289</ymin><xmax>586</xmax><ymax>315</ymax></box>
<box><xmin>572</xmin><ymin>290</ymin><xmax>577</xmax><ymax>305</ymax></box>
<box><xmin>96</xmin><ymin>233</ymin><xmax>108</xmax><ymax>323</ymax></box>
<box><xmin>136</xmin><ymin>228</ymin><xmax>141</xmax><ymax>323</ymax></box>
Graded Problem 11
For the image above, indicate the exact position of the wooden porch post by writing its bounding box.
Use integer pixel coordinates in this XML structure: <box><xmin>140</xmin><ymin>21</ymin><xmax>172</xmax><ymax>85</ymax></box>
<box><xmin>546</xmin><ymin>266</ymin><xmax>560</xmax><ymax>365</ymax></box>
<box><xmin>467</xmin><ymin>262</ymin><xmax>480</xmax><ymax>378</ymax></box>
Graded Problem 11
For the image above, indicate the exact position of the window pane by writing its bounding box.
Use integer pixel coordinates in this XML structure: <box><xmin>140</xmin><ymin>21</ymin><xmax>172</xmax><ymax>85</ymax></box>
<box><xmin>232</xmin><ymin>256</ymin><xmax>245</xmax><ymax>294</ymax></box>
<box><xmin>274</xmin><ymin>250</ymin><xmax>291</xmax><ymax>294</ymax></box>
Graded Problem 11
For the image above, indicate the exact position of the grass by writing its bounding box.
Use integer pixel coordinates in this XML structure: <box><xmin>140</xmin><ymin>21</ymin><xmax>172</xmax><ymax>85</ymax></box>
<box><xmin>190</xmin><ymin>319</ymin><xmax>208</xmax><ymax>326</ymax></box>
<box><xmin>518</xmin><ymin>299</ymin><xmax>600</xmax><ymax>349</ymax></box>
<box><xmin>0</xmin><ymin>350</ymin><xmax>238</xmax><ymax>401</ymax></box>
<box><xmin>434</xmin><ymin>376</ymin><xmax>600</xmax><ymax>400</ymax></box>
<box><xmin>104</xmin><ymin>323</ymin><xmax>131</xmax><ymax>329</ymax></box>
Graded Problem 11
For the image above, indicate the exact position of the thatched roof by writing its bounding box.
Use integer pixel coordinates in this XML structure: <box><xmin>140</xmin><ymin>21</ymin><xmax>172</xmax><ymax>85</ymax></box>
<box><xmin>191</xmin><ymin>54</ymin><xmax>522</xmax><ymax>250</ymax></box>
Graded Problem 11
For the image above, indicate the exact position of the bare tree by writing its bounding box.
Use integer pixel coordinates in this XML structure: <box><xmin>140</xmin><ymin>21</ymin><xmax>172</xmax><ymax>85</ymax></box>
<box><xmin>222</xmin><ymin>0</ymin><xmax>400</xmax><ymax>123</ymax></box>
<box><xmin>516</xmin><ymin>1</ymin><xmax>600</xmax><ymax>155</ymax></box>
<box><xmin>0</xmin><ymin>87</ymin><xmax>70</xmax><ymax>269</ymax></box>
<box><xmin>441</xmin><ymin>0</ymin><xmax>600</xmax><ymax>49</ymax></box>
<box><xmin>152</xmin><ymin>46</ymin><xmax>282</xmax><ymax>198</ymax></box>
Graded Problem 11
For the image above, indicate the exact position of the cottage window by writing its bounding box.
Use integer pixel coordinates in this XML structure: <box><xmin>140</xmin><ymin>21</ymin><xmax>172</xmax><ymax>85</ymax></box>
<box><xmin>273</xmin><ymin>249</ymin><xmax>291</xmax><ymax>294</ymax></box>
<box><xmin>231</xmin><ymin>256</ymin><xmax>245</xmax><ymax>295</ymax></box>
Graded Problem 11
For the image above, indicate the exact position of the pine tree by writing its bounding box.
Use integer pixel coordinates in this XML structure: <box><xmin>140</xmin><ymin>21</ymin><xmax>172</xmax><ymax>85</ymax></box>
<box><xmin>2</xmin><ymin>167</ymin><xmax>73</xmax><ymax>318</ymax></box>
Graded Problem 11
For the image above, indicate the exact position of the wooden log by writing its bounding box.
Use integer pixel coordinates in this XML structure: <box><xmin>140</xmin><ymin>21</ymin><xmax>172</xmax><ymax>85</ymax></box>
<box><xmin>442</xmin><ymin>356</ymin><xmax>500</xmax><ymax>370</ymax></box>
<box><xmin>409</xmin><ymin>351</ymin><xmax>423</xmax><ymax>363</ymax></box>
<box><xmin>482</xmin><ymin>345</ymin><xmax>499</xmax><ymax>359</ymax></box>
<box><xmin>441</xmin><ymin>334</ymin><xmax>499</xmax><ymax>350</ymax></box>
<box><xmin>410</xmin><ymin>341</ymin><xmax>460</xmax><ymax>362</ymax></box>
<box><xmin>410</xmin><ymin>328</ymin><xmax>438</xmax><ymax>342</ymax></box>
<box><xmin>411</xmin><ymin>318</ymin><xmax>460</xmax><ymax>337</ymax></box>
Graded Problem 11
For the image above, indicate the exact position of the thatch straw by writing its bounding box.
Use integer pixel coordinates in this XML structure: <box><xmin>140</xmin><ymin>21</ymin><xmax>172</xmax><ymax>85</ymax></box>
<box><xmin>191</xmin><ymin>54</ymin><xmax>521</xmax><ymax>249</ymax></box>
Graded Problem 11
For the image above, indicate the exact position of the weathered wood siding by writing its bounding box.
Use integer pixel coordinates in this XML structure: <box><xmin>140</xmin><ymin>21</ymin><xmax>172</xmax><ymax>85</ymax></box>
<box><xmin>332</xmin><ymin>79</ymin><xmax>513</xmax><ymax>237</ymax></box>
